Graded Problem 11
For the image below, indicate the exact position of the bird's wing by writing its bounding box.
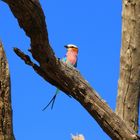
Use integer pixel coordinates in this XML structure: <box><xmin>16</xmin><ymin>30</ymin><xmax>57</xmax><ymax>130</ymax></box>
<box><xmin>61</xmin><ymin>57</ymin><xmax>67</xmax><ymax>63</ymax></box>
<box><xmin>74</xmin><ymin>57</ymin><xmax>78</xmax><ymax>68</ymax></box>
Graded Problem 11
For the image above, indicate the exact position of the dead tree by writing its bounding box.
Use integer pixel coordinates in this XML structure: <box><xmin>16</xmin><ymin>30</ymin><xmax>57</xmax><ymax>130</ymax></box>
<box><xmin>1</xmin><ymin>0</ymin><xmax>140</xmax><ymax>139</ymax></box>
<box><xmin>116</xmin><ymin>0</ymin><xmax>140</xmax><ymax>133</ymax></box>
<box><xmin>0</xmin><ymin>41</ymin><xmax>15</xmax><ymax>140</ymax></box>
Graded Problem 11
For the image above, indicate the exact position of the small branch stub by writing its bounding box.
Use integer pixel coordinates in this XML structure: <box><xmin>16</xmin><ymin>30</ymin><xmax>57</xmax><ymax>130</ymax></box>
<box><xmin>71</xmin><ymin>134</ymin><xmax>85</xmax><ymax>140</ymax></box>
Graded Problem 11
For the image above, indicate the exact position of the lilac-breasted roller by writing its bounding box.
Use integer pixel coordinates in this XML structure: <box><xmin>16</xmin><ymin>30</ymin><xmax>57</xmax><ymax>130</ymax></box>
<box><xmin>42</xmin><ymin>44</ymin><xmax>79</xmax><ymax>110</ymax></box>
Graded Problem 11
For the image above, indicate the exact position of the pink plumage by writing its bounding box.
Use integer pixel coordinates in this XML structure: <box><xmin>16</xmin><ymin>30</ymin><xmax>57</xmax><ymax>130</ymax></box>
<box><xmin>66</xmin><ymin>48</ymin><xmax>78</xmax><ymax>66</ymax></box>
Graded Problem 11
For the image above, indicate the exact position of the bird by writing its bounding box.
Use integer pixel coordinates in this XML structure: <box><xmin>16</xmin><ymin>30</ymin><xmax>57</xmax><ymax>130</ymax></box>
<box><xmin>42</xmin><ymin>44</ymin><xmax>79</xmax><ymax>110</ymax></box>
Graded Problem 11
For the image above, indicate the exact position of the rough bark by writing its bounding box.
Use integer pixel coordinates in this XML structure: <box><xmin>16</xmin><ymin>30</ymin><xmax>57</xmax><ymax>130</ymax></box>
<box><xmin>0</xmin><ymin>41</ymin><xmax>14</xmax><ymax>140</ymax></box>
<box><xmin>1</xmin><ymin>0</ymin><xmax>140</xmax><ymax>139</ymax></box>
<box><xmin>116</xmin><ymin>0</ymin><xmax>140</xmax><ymax>132</ymax></box>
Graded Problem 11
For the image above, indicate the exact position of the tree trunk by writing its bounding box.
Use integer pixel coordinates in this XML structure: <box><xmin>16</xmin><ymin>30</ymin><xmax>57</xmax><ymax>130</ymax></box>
<box><xmin>116</xmin><ymin>0</ymin><xmax>140</xmax><ymax>132</ymax></box>
<box><xmin>0</xmin><ymin>41</ymin><xmax>15</xmax><ymax>140</ymax></box>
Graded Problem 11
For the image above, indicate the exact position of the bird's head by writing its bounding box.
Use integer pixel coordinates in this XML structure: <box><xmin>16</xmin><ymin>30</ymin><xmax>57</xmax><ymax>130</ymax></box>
<box><xmin>64</xmin><ymin>44</ymin><xmax>78</xmax><ymax>53</ymax></box>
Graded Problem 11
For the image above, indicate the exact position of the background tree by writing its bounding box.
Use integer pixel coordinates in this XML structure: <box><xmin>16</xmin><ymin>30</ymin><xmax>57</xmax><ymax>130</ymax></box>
<box><xmin>116</xmin><ymin>0</ymin><xmax>140</xmax><ymax>132</ymax></box>
<box><xmin>0</xmin><ymin>41</ymin><xmax>14</xmax><ymax>140</ymax></box>
<box><xmin>0</xmin><ymin>0</ymin><xmax>140</xmax><ymax>140</ymax></box>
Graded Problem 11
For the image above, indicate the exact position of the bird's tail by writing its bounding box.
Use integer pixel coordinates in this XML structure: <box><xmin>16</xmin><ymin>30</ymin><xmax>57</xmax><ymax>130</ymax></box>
<box><xmin>42</xmin><ymin>88</ymin><xmax>59</xmax><ymax>111</ymax></box>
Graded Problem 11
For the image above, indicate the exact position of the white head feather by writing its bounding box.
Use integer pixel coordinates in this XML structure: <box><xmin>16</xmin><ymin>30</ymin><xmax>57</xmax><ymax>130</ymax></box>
<box><xmin>65</xmin><ymin>44</ymin><xmax>78</xmax><ymax>49</ymax></box>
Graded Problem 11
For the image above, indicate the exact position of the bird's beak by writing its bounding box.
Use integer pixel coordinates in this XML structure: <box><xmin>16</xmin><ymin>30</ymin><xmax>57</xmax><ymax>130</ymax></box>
<box><xmin>64</xmin><ymin>45</ymin><xmax>68</xmax><ymax>48</ymax></box>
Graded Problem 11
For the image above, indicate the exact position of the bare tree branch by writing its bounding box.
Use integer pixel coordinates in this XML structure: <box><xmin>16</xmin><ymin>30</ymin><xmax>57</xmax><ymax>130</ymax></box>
<box><xmin>13</xmin><ymin>47</ymin><xmax>58</xmax><ymax>86</ymax></box>
<box><xmin>2</xmin><ymin>0</ymin><xmax>140</xmax><ymax>139</ymax></box>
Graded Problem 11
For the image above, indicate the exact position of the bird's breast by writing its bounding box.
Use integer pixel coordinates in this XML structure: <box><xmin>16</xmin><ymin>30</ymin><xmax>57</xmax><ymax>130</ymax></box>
<box><xmin>67</xmin><ymin>55</ymin><xmax>77</xmax><ymax>66</ymax></box>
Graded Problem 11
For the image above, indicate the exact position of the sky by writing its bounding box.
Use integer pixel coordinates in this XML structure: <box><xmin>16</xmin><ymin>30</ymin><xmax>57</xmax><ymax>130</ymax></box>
<box><xmin>0</xmin><ymin>0</ymin><xmax>122</xmax><ymax>140</ymax></box>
